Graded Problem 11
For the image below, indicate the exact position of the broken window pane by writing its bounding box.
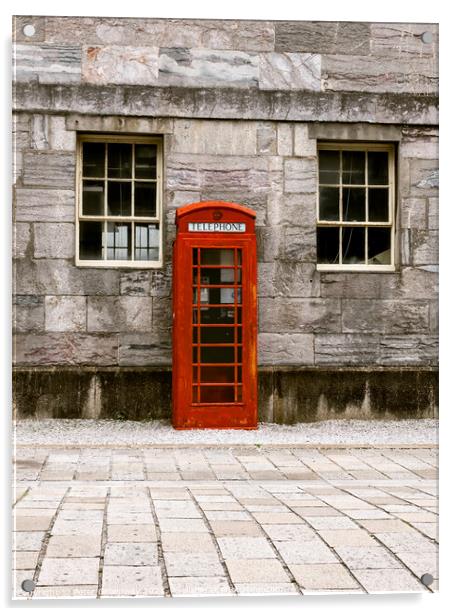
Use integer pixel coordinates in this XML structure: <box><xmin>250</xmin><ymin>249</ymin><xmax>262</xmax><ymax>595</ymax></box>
<box><xmin>319</xmin><ymin>187</ymin><xmax>339</xmax><ymax>221</ymax></box>
<box><xmin>79</xmin><ymin>221</ymin><xmax>103</xmax><ymax>260</ymax></box>
<box><xmin>368</xmin><ymin>151</ymin><xmax>389</xmax><ymax>185</ymax></box>
<box><xmin>107</xmin><ymin>143</ymin><xmax>132</xmax><ymax>178</ymax></box>
<box><xmin>368</xmin><ymin>188</ymin><xmax>389</xmax><ymax>222</ymax></box>
<box><xmin>342</xmin><ymin>151</ymin><xmax>365</xmax><ymax>185</ymax></box>
<box><xmin>108</xmin><ymin>182</ymin><xmax>131</xmax><ymax>216</ymax></box>
<box><xmin>82</xmin><ymin>181</ymin><xmax>104</xmax><ymax>215</ymax></box>
<box><xmin>135</xmin><ymin>144</ymin><xmax>157</xmax><ymax>179</ymax></box>
<box><xmin>368</xmin><ymin>227</ymin><xmax>391</xmax><ymax>264</ymax></box>
<box><xmin>319</xmin><ymin>150</ymin><xmax>340</xmax><ymax>184</ymax></box>
<box><xmin>342</xmin><ymin>227</ymin><xmax>365</xmax><ymax>264</ymax></box>
<box><xmin>106</xmin><ymin>222</ymin><xmax>131</xmax><ymax>260</ymax></box>
<box><xmin>317</xmin><ymin>227</ymin><xmax>339</xmax><ymax>264</ymax></box>
<box><xmin>343</xmin><ymin>187</ymin><xmax>365</xmax><ymax>222</ymax></box>
<box><xmin>82</xmin><ymin>142</ymin><xmax>104</xmax><ymax>178</ymax></box>
<box><xmin>134</xmin><ymin>182</ymin><xmax>157</xmax><ymax>217</ymax></box>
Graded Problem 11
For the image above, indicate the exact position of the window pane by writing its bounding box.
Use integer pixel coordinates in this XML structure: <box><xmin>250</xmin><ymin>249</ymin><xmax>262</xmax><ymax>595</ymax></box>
<box><xmin>342</xmin><ymin>227</ymin><xmax>365</xmax><ymax>264</ymax></box>
<box><xmin>106</xmin><ymin>222</ymin><xmax>131</xmax><ymax>260</ymax></box>
<box><xmin>368</xmin><ymin>227</ymin><xmax>391</xmax><ymax>264</ymax></box>
<box><xmin>201</xmin><ymin>249</ymin><xmax>235</xmax><ymax>265</ymax></box>
<box><xmin>342</xmin><ymin>151</ymin><xmax>365</xmax><ymax>184</ymax></box>
<box><xmin>198</xmin><ymin>346</ymin><xmax>237</xmax><ymax>364</ymax></box>
<box><xmin>200</xmin><ymin>386</ymin><xmax>235</xmax><ymax>403</ymax></box>
<box><xmin>196</xmin><ymin>307</ymin><xmax>237</xmax><ymax>324</ymax></box>
<box><xmin>319</xmin><ymin>150</ymin><xmax>340</xmax><ymax>184</ymax></box>
<box><xmin>368</xmin><ymin>188</ymin><xmax>389</xmax><ymax>222</ymax></box>
<box><xmin>82</xmin><ymin>142</ymin><xmax>105</xmax><ymax>178</ymax></box>
<box><xmin>200</xmin><ymin>366</ymin><xmax>235</xmax><ymax>384</ymax></box>
<box><xmin>134</xmin><ymin>223</ymin><xmax>159</xmax><ymax>261</ymax></box>
<box><xmin>107</xmin><ymin>143</ymin><xmax>132</xmax><ymax>178</ymax></box>
<box><xmin>368</xmin><ymin>151</ymin><xmax>389</xmax><ymax>185</ymax></box>
<box><xmin>134</xmin><ymin>182</ymin><xmax>156</xmax><ymax>217</ymax></box>
<box><xmin>108</xmin><ymin>182</ymin><xmax>131</xmax><ymax>216</ymax></box>
<box><xmin>317</xmin><ymin>227</ymin><xmax>339</xmax><ymax>264</ymax></box>
<box><xmin>135</xmin><ymin>144</ymin><xmax>157</xmax><ymax>179</ymax></box>
<box><xmin>194</xmin><ymin>268</ymin><xmax>241</xmax><ymax>285</ymax></box>
<box><xmin>319</xmin><ymin>187</ymin><xmax>339</xmax><ymax>221</ymax></box>
<box><xmin>79</xmin><ymin>221</ymin><xmax>103</xmax><ymax>260</ymax></box>
<box><xmin>82</xmin><ymin>180</ymin><xmax>104</xmax><ymax>215</ymax></box>
<box><xmin>343</xmin><ymin>187</ymin><xmax>365</xmax><ymax>222</ymax></box>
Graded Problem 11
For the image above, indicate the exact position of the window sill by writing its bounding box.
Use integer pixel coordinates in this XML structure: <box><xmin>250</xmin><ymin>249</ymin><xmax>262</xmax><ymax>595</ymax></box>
<box><xmin>75</xmin><ymin>259</ymin><xmax>163</xmax><ymax>269</ymax></box>
<box><xmin>317</xmin><ymin>264</ymin><xmax>396</xmax><ymax>273</ymax></box>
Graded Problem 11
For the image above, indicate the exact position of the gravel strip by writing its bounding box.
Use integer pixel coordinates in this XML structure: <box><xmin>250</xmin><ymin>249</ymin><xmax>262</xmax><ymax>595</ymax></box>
<box><xmin>14</xmin><ymin>419</ymin><xmax>438</xmax><ymax>447</ymax></box>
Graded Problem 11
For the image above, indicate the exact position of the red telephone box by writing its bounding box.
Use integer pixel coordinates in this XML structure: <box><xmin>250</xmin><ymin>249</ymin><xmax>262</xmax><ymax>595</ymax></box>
<box><xmin>172</xmin><ymin>201</ymin><xmax>257</xmax><ymax>429</ymax></box>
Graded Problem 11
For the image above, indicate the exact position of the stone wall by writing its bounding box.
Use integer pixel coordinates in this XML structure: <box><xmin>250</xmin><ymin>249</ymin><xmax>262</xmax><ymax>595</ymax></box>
<box><xmin>12</xmin><ymin>16</ymin><xmax>439</xmax><ymax>420</ymax></box>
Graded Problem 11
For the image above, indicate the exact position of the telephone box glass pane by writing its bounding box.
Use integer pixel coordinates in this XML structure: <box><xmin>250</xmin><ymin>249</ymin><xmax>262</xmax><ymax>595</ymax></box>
<box><xmin>200</xmin><ymin>386</ymin><xmax>235</xmax><ymax>403</ymax></box>
<box><xmin>195</xmin><ymin>268</ymin><xmax>241</xmax><ymax>284</ymax></box>
<box><xmin>195</xmin><ymin>327</ymin><xmax>236</xmax><ymax>344</ymax></box>
<box><xmin>198</xmin><ymin>347</ymin><xmax>237</xmax><ymax>364</ymax></box>
<box><xmin>200</xmin><ymin>366</ymin><xmax>235</xmax><ymax>384</ymax></box>
<box><xmin>196</xmin><ymin>307</ymin><xmax>236</xmax><ymax>324</ymax></box>
<box><xmin>201</xmin><ymin>249</ymin><xmax>235</xmax><ymax>265</ymax></box>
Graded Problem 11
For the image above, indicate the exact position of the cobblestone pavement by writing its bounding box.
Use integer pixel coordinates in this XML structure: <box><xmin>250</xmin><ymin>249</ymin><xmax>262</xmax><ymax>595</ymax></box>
<box><xmin>13</xmin><ymin>445</ymin><xmax>438</xmax><ymax>599</ymax></box>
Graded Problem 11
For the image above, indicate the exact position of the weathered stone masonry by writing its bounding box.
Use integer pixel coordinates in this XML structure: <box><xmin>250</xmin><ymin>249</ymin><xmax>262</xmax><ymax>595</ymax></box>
<box><xmin>12</xmin><ymin>16</ymin><xmax>438</xmax><ymax>422</ymax></box>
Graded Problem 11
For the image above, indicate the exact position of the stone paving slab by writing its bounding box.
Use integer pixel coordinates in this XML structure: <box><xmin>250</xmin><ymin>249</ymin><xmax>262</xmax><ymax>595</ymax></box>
<box><xmin>12</xmin><ymin>445</ymin><xmax>438</xmax><ymax>599</ymax></box>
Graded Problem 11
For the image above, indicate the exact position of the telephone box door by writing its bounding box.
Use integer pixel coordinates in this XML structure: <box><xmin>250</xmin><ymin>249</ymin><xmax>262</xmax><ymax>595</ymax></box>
<box><xmin>173</xmin><ymin>202</ymin><xmax>257</xmax><ymax>429</ymax></box>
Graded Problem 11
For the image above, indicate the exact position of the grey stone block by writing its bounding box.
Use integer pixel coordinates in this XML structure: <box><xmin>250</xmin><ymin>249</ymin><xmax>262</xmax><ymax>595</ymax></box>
<box><xmin>267</xmin><ymin>192</ymin><xmax>316</xmax><ymax>227</ymax></box>
<box><xmin>370</xmin><ymin>23</ymin><xmax>438</xmax><ymax>58</ymax></box>
<box><xmin>14</xmin><ymin>188</ymin><xmax>75</xmax><ymax>222</ymax></box>
<box><xmin>258</xmin><ymin>333</ymin><xmax>314</xmax><ymax>365</ymax></box>
<box><xmin>45</xmin><ymin>296</ymin><xmax>86</xmax><ymax>332</ymax></box>
<box><xmin>44</xmin><ymin>17</ymin><xmax>275</xmax><ymax>52</ymax></box>
<box><xmin>315</xmin><ymin>334</ymin><xmax>380</xmax><ymax>365</ymax></box>
<box><xmin>87</xmin><ymin>296</ymin><xmax>152</xmax><ymax>333</ymax></box>
<box><xmin>259</xmin><ymin>298</ymin><xmax>340</xmax><ymax>333</ymax></box>
<box><xmin>13</xmin><ymin>295</ymin><xmax>45</xmax><ymax>333</ymax></box>
<box><xmin>152</xmin><ymin>297</ymin><xmax>172</xmax><ymax>344</ymax></box>
<box><xmin>49</xmin><ymin>116</ymin><xmax>76</xmax><ymax>150</ymax></box>
<box><xmin>120</xmin><ymin>271</ymin><xmax>152</xmax><ymax>296</ymax></box>
<box><xmin>409</xmin><ymin>159</ymin><xmax>439</xmax><ymax>195</ymax></box>
<box><xmin>118</xmin><ymin>334</ymin><xmax>171</xmax><ymax>366</ymax></box>
<box><xmin>13</xmin><ymin>333</ymin><xmax>118</xmax><ymax>365</ymax></box>
<box><xmin>277</xmin><ymin>124</ymin><xmax>293</xmax><ymax>156</ymax></box>
<box><xmin>256</xmin><ymin>122</ymin><xmax>276</xmax><ymax>154</ymax></box>
<box><xmin>34</xmin><ymin>223</ymin><xmax>75</xmax><ymax>259</ymax></box>
<box><xmin>412</xmin><ymin>230</ymin><xmax>439</xmax><ymax>265</ymax></box>
<box><xmin>322</xmin><ymin>55</ymin><xmax>437</xmax><ymax>94</ymax></box>
<box><xmin>14</xmin><ymin>259</ymin><xmax>120</xmax><ymax>296</ymax></box>
<box><xmin>12</xmin><ymin>83</ymin><xmax>438</xmax><ymax>126</ymax></box>
<box><xmin>294</xmin><ymin>125</ymin><xmax>316</xmax><ymax>156</ymax></box>
<box><xmin>82</xmin><ymin>45</ymin><xmax>159</xmax><ymax>85</ymax></box>
<box><xmin>13</xmin><ymin>223</ymin><xmax>31</xmax><ymax>258</ymax></box>
<box><xmin>259</xmin><ymin>53</ymin><xmax>321</xmax><ymax>91</ymax></box>
<box><xmin>200</xmin><ymin>191</ymin><xmax>267</xmax><ymax>226</ymax></box>
<box><xmin>380</xmin><ymin>268</ymin><xmax>438</xmax><ymax>300</ymax></box>
<box><xmin>284</xmin><ymin>158</ymin><xmax>316</xmax><ymax>193</ymax></box>
<box><xmin>342</xmin><ymin>300</ymin><xmax>430</xmax><ymax>334</ymax></box>
<box><xmin>400</xmin><ymin>138</ymin><xmax>438</xmax><ymax>160</ymax></box>
<box><xmin>172</xmin><ymin>119</ymin><xmax>257</xmax><ymax>156</ymax></box>
<box><xmin>275</xmin><ymin>21</ymin><xmax>370</xmax><ymax>55</ymax></box>
<box><xmin>31</xmin><ymin>114</ymin><xmax>49</xmax><ymax>149</ymax></box>
<box><xmin>151</xmin><ymin>264</ymin><xmax>172</xmax><ymax>298</ymax></box>
<box><xmin>167</xmin><ymin>190</ymin><xmax>201</xmax><ymax>211</ymax></box>
<box><xmin>276</xmin><ymin>262</ymin><xmax>320</xmax><ymax>297</ymax></box>
<box><xmin>379</xmin><ymin>335</ymin><xmax>438</xmax><ymax>366</ymax></box>
<box><xmin>428</xmin><ymin>197</ymin><xmax>439</xmax><ymax>230</ymax></box>
<box><xmin>14</xmin><ymin>44</ymin><xmax>81</xmax><ymax>84</ymax></box>
<box><xmin>13</xmin><ymin>16</ymin><xmax>46</xmax><ymax>43</ymax></box>
<box><xmin>278</xmin><ymin>226</ymin><xmax>316</xmax><ymax>262</ymax></box>
<box><xmin>22</xmin><ymin>151</ymin><xmax>75</xmax><ymax>189</ymax></box>
<box><xmin>320</xmin><ymin>273</ymin><xmax>381</xmax><ymax>299</ymax></box>
<box><xmin>158</xmin><ymin>48</ymin><xmax>259</xmax><ymax>88</ymax></box>
<box><xmin>400</xmin><ymin>198</ymin><xmax>427</xmax><ymax>229</ymax></box>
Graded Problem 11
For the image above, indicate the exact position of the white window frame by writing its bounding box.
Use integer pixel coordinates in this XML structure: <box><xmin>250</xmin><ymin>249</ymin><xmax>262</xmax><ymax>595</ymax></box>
<box><xmin>75</xmin><ymin>133</ymin><xmax>163</xmax><ymax>268</ymax></box>
<box><xmin>316</xmin><ymin>142</ymin><xmax>396</xmax><ymax>272</ymax></box>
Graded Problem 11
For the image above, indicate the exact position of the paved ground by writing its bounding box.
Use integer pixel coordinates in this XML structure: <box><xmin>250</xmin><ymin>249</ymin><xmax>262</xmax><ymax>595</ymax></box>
<box><xmin>13</xmin><ymin>444</ymin><xmax>438</xmax><ymax>599</ymax></box>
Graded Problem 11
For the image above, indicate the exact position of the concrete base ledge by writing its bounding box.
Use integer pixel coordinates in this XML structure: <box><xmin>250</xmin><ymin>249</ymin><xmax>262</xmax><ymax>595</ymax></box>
<box><xmin>13</xmin><ymin>366</ymin><xmax>438</xmax><ymax>423</ymax></box>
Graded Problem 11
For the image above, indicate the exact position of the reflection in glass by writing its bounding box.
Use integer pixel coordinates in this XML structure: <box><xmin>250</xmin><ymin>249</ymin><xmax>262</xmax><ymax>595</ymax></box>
<box><xmin>83</xmin><ymin>142</ymin><xmax>105</xmax><ymax>178</ymax></box>
<box><xmin>82</xmin><ymin>181</ymin><xmax>104</xmax><ymax>215</ymax></box>
<box><xmin>343</xmin><ymin>188</ymin><xmax>365</xmax><ymax>221</ymax></box>
<box><xmin>193</xmin><ymin>268</ymin><xmax>241</xmax><ymax>285</ymax></box>
<box><xmin>319</xmin><ymin>187</ymin><xmax>339</xmax><ymax>221</ymax></box>
<box><xmin>368</xmin><ymin>151</ymin><xmax>389</xmax><ymax>185</ymax></box>
<box><xmin>108</xmin><ymin>182</ymin><xmax>131</xmax><ymax>216</ymax></box>
<box><xmin>194</xmin><ymin>307</ymin><xmax>236</xmax><ymax>324</ymax></box>
<box><xmin>107</xmin><ymin>143</ymin><xmax>132</xmax><ymax>178</ymax></box>
<box><xmin>135</xmin><ymin>223</ymin><xmax>159</xmax><ymax>261</ymax></box>
<box><xmin>342</xmin><ymin>227</ymin><xmax>365</xmax><ymax>264</ymax></box>
<box><xmin>135</xmin><ymin>144</ymin><xmax>157</xmax><ymax>179</ymax></box>
<box><xmin>342</xmin><ymin>151</ymin><xmax>365</xmax><ymax>184</ymax></box>
<box><xmin>368</xmin><ymin>228</ymin><xmax>391</xmax><ymax>264</ymax></box>
<box><xmin>201</xmin><ymin>249</ymin><xmax>235</xmax><ymax>265</ymax></box>
<box><xmin>193</xmin><ymin>287</ymin><xmax>241</xmax><ymax>305</ymax></box>
<box><xmin>319</xmin><ymin>150</ymin><xmax>340</xmax><ymax>184</ymax></box>
<box><xmin>134</xmin><ymin>182</ymin><xmax>156</xmax><ymax>217</ymax></box>
<box><xmin>317</xmin><ymin>227</ymin><xmax>339</xmax><ymax>264</ymax></box>
<box><xmin>368</xmin><ymin>188</ymin><xmax>389</xmax><ymax>222</ymax></box>
<box><xmin>106</xmin><ymin>222</ymin><xmax>131</xmax><ymax>260</ymax></box>
<box><xmin>79</xmin><ymin>221</ymin><xmax>103</xmax><ymax>260</ymax></box>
